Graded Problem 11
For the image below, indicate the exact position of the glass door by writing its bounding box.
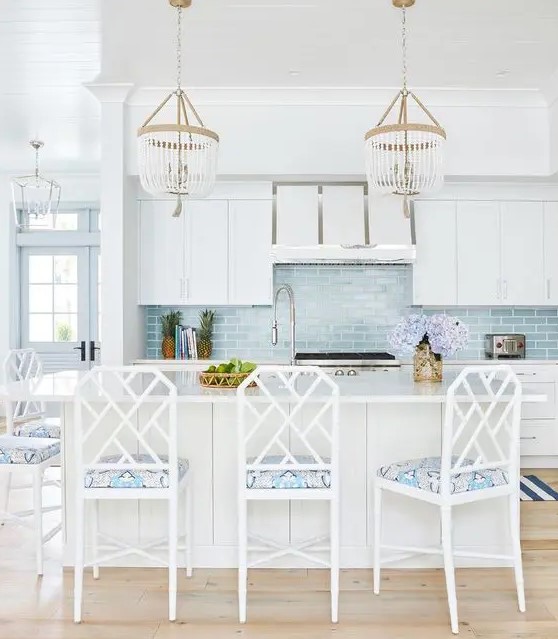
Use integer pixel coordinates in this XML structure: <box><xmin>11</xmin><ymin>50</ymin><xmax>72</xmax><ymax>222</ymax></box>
<box><xmin>20</xmin><ymin>247</ymin><xmax>101</xmax><ymax>371</ymax></box>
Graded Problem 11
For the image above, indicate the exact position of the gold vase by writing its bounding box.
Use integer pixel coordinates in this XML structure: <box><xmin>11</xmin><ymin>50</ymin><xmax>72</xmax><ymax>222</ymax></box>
<box><xmin>413</xmin><ymin>343</ymin><xmax>443</xmax><ymax>382</ymax></box>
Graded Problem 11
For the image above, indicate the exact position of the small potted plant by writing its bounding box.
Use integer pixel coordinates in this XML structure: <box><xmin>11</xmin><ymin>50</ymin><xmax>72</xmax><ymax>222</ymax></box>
<box><xmin>197</xmin><ymin>309</ymin><xmax>216</xmax><ymax>359</ymax></box>
<box><xmin>388</xmin><ymin>314</ymin><xmax>468</xmax><ymax>382</ymax></box>
<box><xmin>160</xmin><ymin>310</ymin><xmax>182</xmax><ymax>360</ymax></box>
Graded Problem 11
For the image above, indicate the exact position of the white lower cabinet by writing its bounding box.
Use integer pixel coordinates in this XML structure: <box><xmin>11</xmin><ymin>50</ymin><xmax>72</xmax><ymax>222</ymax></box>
<box><xmin>138</xmin><ymin>198</ymin><xmax>273</xmax><ymax>306</ymax></box>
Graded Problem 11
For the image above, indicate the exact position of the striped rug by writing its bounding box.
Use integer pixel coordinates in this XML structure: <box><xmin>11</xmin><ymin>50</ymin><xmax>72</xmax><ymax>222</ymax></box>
<box><xmin>520</xmin><ymin>475</ymin><xmax>558</xmax><ymax>501</ymax></box>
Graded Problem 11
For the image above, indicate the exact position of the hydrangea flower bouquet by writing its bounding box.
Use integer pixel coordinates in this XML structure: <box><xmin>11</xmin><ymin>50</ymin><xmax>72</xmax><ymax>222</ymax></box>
<box><xmin>388</xmin><ymin>314</ymin><xmax>469</xmax><ymax>382</ymax></box>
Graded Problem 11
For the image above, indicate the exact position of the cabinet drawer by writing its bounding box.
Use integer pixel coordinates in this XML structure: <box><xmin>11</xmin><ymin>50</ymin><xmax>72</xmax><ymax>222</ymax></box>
<box><xmin>520</xmin><ymin>382</ymin><xmax>555</xmax><ymax>420</ymax></box>
<box><xmin>520</xmin><ymin>422</ymin><xmax>558</xmax><ymax>456</ymax></box>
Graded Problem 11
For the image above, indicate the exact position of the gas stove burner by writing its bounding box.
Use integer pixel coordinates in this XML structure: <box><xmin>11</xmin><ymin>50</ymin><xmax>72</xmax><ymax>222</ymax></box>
<box><xmin>294</xmin><ymin>352</ymin><xmax>400</xmax><ymax>372</ymax></box>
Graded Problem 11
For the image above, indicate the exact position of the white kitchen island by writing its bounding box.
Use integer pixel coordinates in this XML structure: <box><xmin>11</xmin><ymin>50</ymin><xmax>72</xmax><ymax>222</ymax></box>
<box><xmin>0</xmin><ymin>368</ymin><xmax>546</xmax><ymax>570</ymax></box>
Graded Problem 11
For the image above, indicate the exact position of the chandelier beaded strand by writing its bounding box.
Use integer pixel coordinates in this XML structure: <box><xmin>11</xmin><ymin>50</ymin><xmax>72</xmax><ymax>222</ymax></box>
<box><xmin>137</xmin><ymin>0</ymin><xmax>219</xmax><ymax>216</ymax></box>
<box><xmin>364</xmin><ymin>0</ymin><xmax>446</xmax><ymax>218</ymax></box>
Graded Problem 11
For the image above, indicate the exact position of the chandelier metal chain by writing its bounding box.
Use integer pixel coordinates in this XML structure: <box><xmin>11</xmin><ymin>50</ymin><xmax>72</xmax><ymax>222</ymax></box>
<box><xmin>401</xmin><ymin>6</ymin><xmax>407</xmax><ymax>93</ymax></box>
<box><xmin>176</xmin><ymin>6</ymin><xmax>182</xmax><ymax>93</ymax></box>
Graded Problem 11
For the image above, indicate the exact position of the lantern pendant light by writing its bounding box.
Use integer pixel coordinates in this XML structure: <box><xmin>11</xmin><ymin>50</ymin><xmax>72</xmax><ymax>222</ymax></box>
<box><xmin>137</xmin><ymin>0</ymin><xmax>219</xmax><ymax>216</ymax></box>
<box><xmin>364</xmin><ymin>0</ymin><xmax>446</xmax><ymax>217</ymax></box>
<box><xmin>11</xmin><ymin>140</ymin><xmax>61</xmax><ymax>228</ymax></box>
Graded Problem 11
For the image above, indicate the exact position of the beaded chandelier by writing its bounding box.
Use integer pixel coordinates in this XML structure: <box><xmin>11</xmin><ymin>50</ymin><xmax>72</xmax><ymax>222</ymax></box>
<box><xmin>137</xmin><ymin>0</ymin><xmax>219</xmax><ymax>217</ymax></box>
<box><xmin>11</xmin><ymin>140</ymin><xmax>61</xmax><ymax>228</ymax></box>
<box><xmin>364</xmin><ymin>0</ymin><xmax>446</xmax><ymax>217</ymax></box>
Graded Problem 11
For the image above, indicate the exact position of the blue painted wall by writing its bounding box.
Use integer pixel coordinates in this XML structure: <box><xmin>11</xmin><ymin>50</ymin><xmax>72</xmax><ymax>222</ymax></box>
<box><xmin>145</xmin><ymin>265</ymin><xmax>558</xmax><ymax>360</ymax></box>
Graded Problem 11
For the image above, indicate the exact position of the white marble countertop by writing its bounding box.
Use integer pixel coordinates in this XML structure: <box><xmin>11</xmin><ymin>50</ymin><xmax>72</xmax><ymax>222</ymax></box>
<box><xmin>0</xmin><ymin>369</ymin><xmax>546</xmax><ymax>404</ymax></box>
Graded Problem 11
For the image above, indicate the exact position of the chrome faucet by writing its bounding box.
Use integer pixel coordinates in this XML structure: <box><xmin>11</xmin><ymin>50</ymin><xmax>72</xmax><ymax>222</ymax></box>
<box><xmin>271</xmin><ymin>284</ymin><xmax>296</xmax><ymax>366</ymax></box>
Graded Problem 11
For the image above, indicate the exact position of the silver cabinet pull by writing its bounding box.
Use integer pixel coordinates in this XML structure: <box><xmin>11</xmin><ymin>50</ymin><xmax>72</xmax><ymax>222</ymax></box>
<box><xmin>547</xmin><ymin>279</ymin><xmax>551</xmax><ymax>300</ymax></box>
<box><xmin>503</xmin><ymin>279</ymin><xmax>508</xmax><ymax>300</ymax></box>
<box><xmin>520</xmin><ymin>436</ymin><xmax>537</xmax><ymax>441</ymax></box>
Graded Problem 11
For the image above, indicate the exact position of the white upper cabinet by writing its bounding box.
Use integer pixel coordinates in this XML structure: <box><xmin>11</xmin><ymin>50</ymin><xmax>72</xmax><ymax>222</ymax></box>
<box><xmin>322</xmin><ymin>185</ymin><xmax>365</xmax><ymax>245</ymax></box>
<box><xmin>138</xmin><ymin>200</ymin><xmax>185</xmax><ymax>305</ymax></box>
<box><xmin>544</xmin><ymin>202</ymin><xmax>558</xmax><ymax>304</ymax></box>
<box><xmin>275</xmin><ymin>185</ymin><xmax>318</xmax><ymax>245</ymax></box>
<box><xmin>457</xmin><ymin>202</ymin><xmax>501</xmax><ymax>305</ymax></box>
<box><xmin>412</xmin><ymin>201</ymin><xmax>457</xmax><ymax>306</ymax></box>
<box><xmin>138</xmin><ymin>196</ymin><xmax>273</xmax><ymax>306</ymax></box>
<box><xmin>228</xmin><ymin>200</ymin><xmax>273</xmax><ymax>305</ymax></box>
<box><xmin>500</xmin><ymin>202</ymin><xmax>544</xmax><ymax>305</ymax></box>
<box><xmin>184</xmin><ymin>200</ymin><xmax>229</xmax><ymax>306</ymax></box>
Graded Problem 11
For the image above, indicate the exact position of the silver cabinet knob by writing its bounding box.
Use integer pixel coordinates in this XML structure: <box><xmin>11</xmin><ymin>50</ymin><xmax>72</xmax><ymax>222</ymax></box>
<box><xmin>334</xmin><ymin>369</ymin><xmax>345</xmax><ymax>376</ymax></box>
<box><xmin>347</xmin><ymin>369</ymin><xmax>357</xmax><ymax>376</ymax></box>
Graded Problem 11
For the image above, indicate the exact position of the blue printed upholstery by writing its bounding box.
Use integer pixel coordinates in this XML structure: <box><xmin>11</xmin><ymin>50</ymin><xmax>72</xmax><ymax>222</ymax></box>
<box><xmin>14</xmin><ymin>419</ymin><xmax>61</xmax><ymax>439</ymax></box>
<box><xmin>0</xmin><ymin>435</ymin><xmax>61</xmax><ymax>465</ymax></box>
<box><xmin>377</xmin><ymin>456</ymin><xmax>509</xmax><ymax>495</ymax></box>
<box><xmin>84</xmin><ymin>454</ymin><xmax>189</xmax><ymax>489</ymax></box>
<box><xmin>246</xmin><ymin>455</ymin><xmax>331</xmax><ymax>490</ymax></box>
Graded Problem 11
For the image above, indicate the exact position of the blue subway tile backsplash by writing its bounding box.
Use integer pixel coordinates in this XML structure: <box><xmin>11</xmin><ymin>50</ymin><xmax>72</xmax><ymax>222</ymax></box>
<box><xmin>145</xmin><ymin>265</ymin><xmax>558</xmax><ymax>361</ymax></box>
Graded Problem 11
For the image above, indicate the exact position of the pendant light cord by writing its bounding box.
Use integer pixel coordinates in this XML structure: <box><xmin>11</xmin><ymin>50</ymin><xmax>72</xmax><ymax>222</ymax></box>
<box><xmin>401</xmin><ymin>6</ymin><xmax>408</xmax><ymax>93</ymax></box>
<box><xmin>35</xmin><ymin>145</ymin><xmax>40</xmax><ymax>178</ymax></box>
<box><xmin>176</xmin><ymin>6</ymin><xmax>182</xmax><ymax>94</ymax></box>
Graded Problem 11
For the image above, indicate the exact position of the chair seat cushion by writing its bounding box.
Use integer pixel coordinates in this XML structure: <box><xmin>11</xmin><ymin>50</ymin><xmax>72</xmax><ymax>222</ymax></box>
<box><xmin>0</xmin><ymin>435</ymin><xmax>61</xmax><ymax>465</ymax></box>
<box><xmin>14</xmin><ymin>419</ymin><xmax>61</xmax><ymax>439</ymax></box>
<box><xmin>246</xmin><ymin>455</ymin><xmax>331</xmax><ymax>489</ymax></box>
<box><xmin>377</xmin><ymin>456</ymin><xmax>509</xmax><ymax>495</ymax></box>
<box><xmin>84</xmin><ymin>454</ymin><xmax>189</xmax><ymax>489</ymax></box>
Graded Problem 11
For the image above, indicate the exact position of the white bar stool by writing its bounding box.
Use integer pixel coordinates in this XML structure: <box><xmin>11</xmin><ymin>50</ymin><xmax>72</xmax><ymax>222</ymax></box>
<box><xmin>237</xmin><ymin>365</ymin><xmax>340</xmax><ymax>623</ymax></box>
<box><xmin>373</xmin><ymin>365</ymin><xmax>524</xmax><ymax>634</ymax></box>
<box><xmin>73</xmin><ymin>366</ymin><xmax>193</xmax><ymax>623</ymax></box>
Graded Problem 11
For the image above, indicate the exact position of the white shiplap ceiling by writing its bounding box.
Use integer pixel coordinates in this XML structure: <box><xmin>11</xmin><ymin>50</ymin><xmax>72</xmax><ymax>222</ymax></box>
<box><xmin>100</xmin><ymin>0</ymin><xmax>558</xmax><ymax>90</ymax></box>
<box><xmin>0</xmin><ymin>0</ymin><xmax>101</xmax><ymax>172</ymax></box>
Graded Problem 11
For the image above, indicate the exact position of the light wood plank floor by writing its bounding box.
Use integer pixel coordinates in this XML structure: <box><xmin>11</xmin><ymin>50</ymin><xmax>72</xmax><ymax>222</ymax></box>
<box><xmin>1</xmin><ymin>470</ymin><xmax>558</xmax><ymax>638</ymax></box>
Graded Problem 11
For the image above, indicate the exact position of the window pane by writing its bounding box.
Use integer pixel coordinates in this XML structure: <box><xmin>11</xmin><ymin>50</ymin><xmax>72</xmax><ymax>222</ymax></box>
<box><xmin>29</xmin><ymin>314</ymin><xmax>53</xmax><ymax>342</ymax></box>
<box><xmin>29</xmin><ymin>285</ymin><xmax>53</xmax><ymax>313</ymax></box>
<box><xmin>25</xmin><ymin>212</ymin><xmax>79</xmax><ymax>231</ymax></box>
<box><xmin>54</xmin><ymin>314</ymin><xmax>77</xmax><ymax>342</ymax></box>
<box><xmin>54</xmin><ymin>255</ymin><xmax>77</xmax><ymax>283</ymax></box>
<box><xmin>54</xmin><ymin>285</ymin><xmax>77</xmax><ymax>313</ymax></box>
<box><xmin>29</xmin><ymin>256</ymin><xmax>53</xmax><ymax>284</ymax></box>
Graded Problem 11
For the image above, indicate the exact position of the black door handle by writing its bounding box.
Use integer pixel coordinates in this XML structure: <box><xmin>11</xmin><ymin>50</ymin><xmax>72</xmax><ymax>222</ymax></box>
<box><xmin>73</xmin><ymin>341</ymin><xmax>86</xmax><ymax>362</ymax></box>
<box><xmin>90</xmin><ymin>341</ymin><xmax>100</xmax><ymax>362</ymax></box>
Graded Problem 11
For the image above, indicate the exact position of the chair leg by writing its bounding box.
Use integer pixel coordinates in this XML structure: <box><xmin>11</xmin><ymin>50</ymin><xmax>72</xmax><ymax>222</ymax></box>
<box><xmin>509</xmin><ymin>492</ymin><xmax>525</xmax><ymax>612</ymax></box>
<box><xmin>73</xmin><ymin>495</ymin><xmax>85</xmax><ymax>623</ymax></box>
<box><xmin>330</xmin><ymin>496</ymin><xmax>340</xmax><ymax>624</ymax></box>
<box><xmin>33</xmin><ymin>470</ymin><xmax>44</xmax><ymax>576</ymax></box>
<box><xmin>238</xmin><ymin>498</ymin><xmax>247</xmax><ymax>624</ymax></box>
<box><xmin>168</xmin><ymin>497</ymin><xmax>178</xmax><ymax>622</ymax></box>
<box><xmin>0</xmin><ymin>472</ymin><xmax>11</xmax><ymax>519</ymax></box>
<box><xmin>441</xmin><ymin>505</ymin><xmax>458</xmax><ymax>634</ymax></box>
<box><xmin>373</xmin><ymin>483</ymin><xmax>382</xmax><ymax>595</ymax></box>
<box><xmin>91</xmin><ymin>500</ymin><xmax>100</xmax><ymax>579</ymax></box>
<box><xmin>185</xmin><ymin>481</ymin><xmax>193</xmax><ymax>578</ymax></box>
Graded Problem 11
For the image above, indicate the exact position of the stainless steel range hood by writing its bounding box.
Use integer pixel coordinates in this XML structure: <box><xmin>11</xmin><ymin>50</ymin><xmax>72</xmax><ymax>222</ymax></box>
<box><xmin>272</xmin><ymin>188</ymin><xmax>416</xmax><ymax>264</ymax></box>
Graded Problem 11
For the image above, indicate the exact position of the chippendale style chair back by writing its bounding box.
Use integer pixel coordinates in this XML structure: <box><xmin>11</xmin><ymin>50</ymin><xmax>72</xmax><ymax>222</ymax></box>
<box><xmin>3</xmin><ymin>349</ymin><xmax>46</xmax><ymax>433</ymax></box>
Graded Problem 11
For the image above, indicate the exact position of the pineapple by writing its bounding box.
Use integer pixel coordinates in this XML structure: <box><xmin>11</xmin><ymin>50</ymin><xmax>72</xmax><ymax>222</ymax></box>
<box><xmin>197</xmin><ymin>309</ymin><xmax>216</xmax><ymax>359</ymax></box>
<box><xmin>160</xmin><ymin>310</ymin><xmax>182</xmax><ymax>359</ymax></box>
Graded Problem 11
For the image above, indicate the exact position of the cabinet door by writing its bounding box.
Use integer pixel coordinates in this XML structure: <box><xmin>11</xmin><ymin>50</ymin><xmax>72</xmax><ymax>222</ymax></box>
<box><xmin>322</xmin><ymin>185</ymin><xmax>365</xmax><ymax>245</ymax></box>
<box><xmin>184</xmin><ymin>200</ymin><xmax>229</xmax><ymax>305</ymax></box>
<box><xmin>457</xmin><ymin>202</ymin><xmax>501</xmax><ymax>305</ymax></box>
<box><xmin>501</xmin><ymin>202</ymin><xmax>544</xmax><ymax>305</ymax></box>
<box><xmin>413</xmin><ymin>200</ymin><xmax>457</xmax><ymax>305</ymax></box>
<box><xmin>544</xmin><ymin>202</ymin><xmax>558</xmax><ymax>304</ymax></box>
<box><xmin>138</xmin><ymin>200</ymin><xmax>185</xmax><ymax>305</ymax></box>
<box><xmin>229</xmin><ymin>200</ymin><xmax>273</xmax><ymax>305</ymax></box>
<box><xmin>275</xmin><ymin>185</ymin><xmax>319</xmax><ymax>245</ymax></box>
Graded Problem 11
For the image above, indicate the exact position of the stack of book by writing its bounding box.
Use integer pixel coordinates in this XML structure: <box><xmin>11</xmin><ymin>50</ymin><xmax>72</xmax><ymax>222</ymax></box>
<box><xmin>174</xmin><ymin>325</ymin><xmax>198</xmax><ymax>360</ymax></box>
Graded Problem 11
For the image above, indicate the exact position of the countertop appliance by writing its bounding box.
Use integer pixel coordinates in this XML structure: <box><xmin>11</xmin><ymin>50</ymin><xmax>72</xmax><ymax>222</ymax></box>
<box><xmin>294</xmin><ymin>352</ymin><xmax>400</xmax><ymax>376</ymax></box>
<box><xmin>484</xmin><ymin>334</ymin><xmax>525</xmax><ymax>359</ymax></box>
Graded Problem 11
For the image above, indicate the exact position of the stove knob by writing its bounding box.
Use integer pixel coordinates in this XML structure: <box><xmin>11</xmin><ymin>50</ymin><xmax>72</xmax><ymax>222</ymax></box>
<box><xmin>334</xmin><ymin>369</ymin><xmax>345</xmax><ymax>376</ymax></box>
<box><xmin>347</xmin><ymin>369</ymin><xmax>357</xmax><ymax>376</ymax></box>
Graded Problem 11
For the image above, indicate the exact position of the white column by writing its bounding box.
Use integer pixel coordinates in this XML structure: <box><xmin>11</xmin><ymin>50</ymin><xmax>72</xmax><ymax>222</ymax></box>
<box><xmin>0</xmin><ymin>174</ymin><xmax>18</xmax><ymax>380</ymax></box>
<box><xmin>86</xmin><ymin>83</ymin><xmax>143</xmax><ymax>366</ymax></box>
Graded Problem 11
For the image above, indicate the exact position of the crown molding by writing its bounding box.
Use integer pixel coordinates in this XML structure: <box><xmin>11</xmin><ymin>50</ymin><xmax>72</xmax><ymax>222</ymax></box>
<box><xmin>85</xmin><ymin>82</ymin><xmax>135</xmax><ymax>104</ymax></box>
<box><xmin>127</xmin><ymin>86</ymin><xmax>546</xmax><ymax>108</ymax></box>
